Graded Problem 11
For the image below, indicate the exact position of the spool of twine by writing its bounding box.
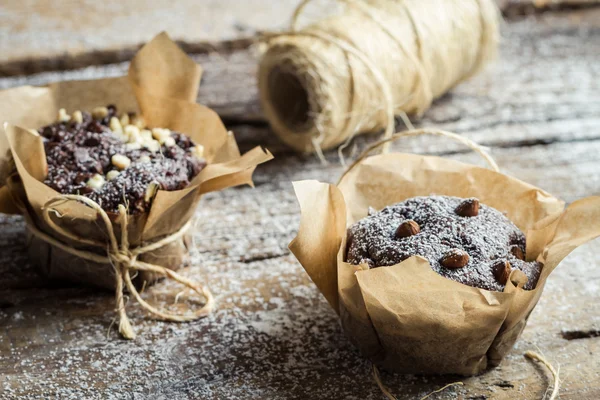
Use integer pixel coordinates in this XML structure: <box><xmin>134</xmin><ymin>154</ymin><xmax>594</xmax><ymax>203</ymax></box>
<box><xmin>258</xmin><ymin>0</ymin><xmax>500</xmax><ymax>153</ymax></box>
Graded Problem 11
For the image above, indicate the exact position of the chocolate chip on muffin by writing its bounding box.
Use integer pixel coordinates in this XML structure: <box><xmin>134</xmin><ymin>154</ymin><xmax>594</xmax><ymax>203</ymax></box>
<box><xmin>39</xmin><ymin>105</ymin><xmax>207</xmax><ymax>214</ymax></box>
<box><xmin>345</xmin><ymin>195</ymin><xmax>542</xmax><ymax>291</ymax></box>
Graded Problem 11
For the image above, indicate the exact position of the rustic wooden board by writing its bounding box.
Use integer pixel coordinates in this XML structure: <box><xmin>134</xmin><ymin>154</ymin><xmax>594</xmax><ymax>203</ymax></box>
<box><xmin>1</xmin><ymin>140</ymin><xmax>600</xmax><ymax>399</ymax></box>
<box><xmin>2</xmin><ymin>7</ymin><xmax>598</xmax><ymax>151</ymax></box>
<box><xmin>1</xmin><ymin>0</ymin><xmax>597</xmax><ymax>75</ymax></box>
<box><xmin>499</xmin><ymin>0</ymin><xmax>600</xmax><ymax>17</ymax></box>
<box><xmin>1</xmin><ymin>6</ymin><xmax>600</xmax><ymax>400</ymax></box>
<box><xmin>0</xmin><ymin>0</ymin><xmax>295</xmax><ymax>75</ymax></box>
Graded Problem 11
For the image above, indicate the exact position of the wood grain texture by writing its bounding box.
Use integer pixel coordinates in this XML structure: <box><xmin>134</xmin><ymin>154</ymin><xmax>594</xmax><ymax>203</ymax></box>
<box><xmin>1</xmin><ymin>141</ymin><xmax>600</xmax><ymax>399</ymax></box>
<box><xmin>1</xmin><ymin>6</ymin><xmax>600</xmax><ymax>400</ymax></box>
<box><xmin>0</xmin><ymin>0</ymin><xmax>598</xmax><ymax>75</ymax></box>
<box><xmin>0</xmin><ymin>0</ymin><xmax>295</xmax><ymax>72</ymax></box>
<box><xmin>499</xmin><ymin>0</ymin><xmax>600</xmax><ymax>17</ymax></box>
<box><xmin>2</xmin><ymin>8</ymin><xmax>598</xmax><ymax>147</ymax></box>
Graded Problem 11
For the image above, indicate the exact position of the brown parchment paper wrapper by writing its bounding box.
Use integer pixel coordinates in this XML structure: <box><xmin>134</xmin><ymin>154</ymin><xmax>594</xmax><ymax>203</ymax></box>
<box><xmin>290</xmin><ymin>152</ymin><xmax>600</xmax><ymax>375</ymax></box>
<box><xmin>0</xmin><ymin>32</ymin><xmax>273</xmax><ymax>290</ymax></box>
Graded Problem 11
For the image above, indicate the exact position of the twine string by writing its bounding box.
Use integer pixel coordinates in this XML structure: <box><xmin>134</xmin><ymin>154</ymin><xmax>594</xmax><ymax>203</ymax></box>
<box><xmin>372</xmin><ymin>352</ymin><xmax>560</xmax><ymax>399</ymax></box>
<box><xmin>525</xmin><ymin>351</ymin><xmax>560</xmax><ymax>400</ymax></box>
<box><xmin>260</xmin><ymin>0</ymin><xmax>499</xmax><ymax>153</ymax></box>
<box><xmin>287</xmin><ymin>0</ymin><xmax>411</xmax><ymax>155</ymax></box>
<box><xmin>371</xmin><ymin>364</ymin><xmax>397</xmax><ymax>400</ymax></box>
<box><xmin>338</xmin><ymin>128</ymin><xmax>499</xmax><ymax>185</ymax></box>
<box><xmin>28</xmin><ymin>194</ymin><xmax>214</xmax><ymax>340</ymax></box>
<box><xmin>342</xmin><ymin>0</ymin><xmax>434</xmax><ymax>114</ymax></box>
<box><xmin>290</xmin><ymin>0</ymin><xmax>315</xmax><ymax>30</ymax></box>
<box><xmin>290</xmin><ymin>0</ymin><xmax>433</xmax><ymax>111</ymax></box>
<box><xmin>288</xmin><ymin>28</ymin><xmax>397</xmax><ymax>145</ymax></box>
<box><xmin>372</xmin><ymin>364</ymin><xmax>464</xmax><ymax>400</ymax></box>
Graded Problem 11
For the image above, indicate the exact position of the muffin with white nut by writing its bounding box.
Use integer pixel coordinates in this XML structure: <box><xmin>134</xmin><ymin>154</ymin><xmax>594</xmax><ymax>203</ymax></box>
<box><xmin>0</xmin><ymin>33</ymin><xmax>272</xmax><ymax>331</ymax></box>
<box><xmin>40</xmin><ymin>105</ymin><xmax>207</xmax><ymax>214</ymax></box>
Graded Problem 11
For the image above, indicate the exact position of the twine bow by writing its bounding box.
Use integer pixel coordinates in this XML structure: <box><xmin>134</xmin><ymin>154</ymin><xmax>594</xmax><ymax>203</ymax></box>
<box><xmin>27</xmin><ymin>194</ymin><xmax>214</xmax><ymax>340</ymax></box>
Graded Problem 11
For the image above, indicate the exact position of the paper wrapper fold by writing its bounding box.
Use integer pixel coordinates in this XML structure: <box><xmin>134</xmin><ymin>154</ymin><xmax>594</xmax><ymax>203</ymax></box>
<box><xmin>290</xmin><ymin>153</ymin><xmax>600</xmax><ymax>375</ymax></box>
<box><xmin>0</xmin><ymin>32</ymin><xmax>272</xmax><ymax>290</ymax></box>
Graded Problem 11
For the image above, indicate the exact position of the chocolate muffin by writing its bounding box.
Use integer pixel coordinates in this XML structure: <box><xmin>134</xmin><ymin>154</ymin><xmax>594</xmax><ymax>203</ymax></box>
<box><xmin>345</xmin><ymin>196</ymin><xmax>542</xmax><ymax>291</ymax></box>
<box><xmin>38</xmin><ymin>105</ymin><xmax>207</xmax><ymax>214</ymax></box>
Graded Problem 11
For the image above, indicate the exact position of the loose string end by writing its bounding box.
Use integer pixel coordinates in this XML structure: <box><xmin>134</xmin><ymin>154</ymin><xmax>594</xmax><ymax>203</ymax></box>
<box><xmin>311</xmin><ymin>136</ymin><xmax>328</xmax><ymax>165</ymax></box>
<box><xmin>372</xmin><ymin>363</ymin><xmax>464</xmax><ymax>400</ymax></box>
<box><xmin>524</xmin><ymin>350</ymin><xmax>560</xmax><ymax>400</ymax></box>
<box><xmin>372</xmin><ymin>364</ymin><xmax>397</xmax><ymax>400</ymax></box>
<box><xmin>118</xmin><ymin>315</ymin><xmax>136</xmax><ymax>340</ymax></box>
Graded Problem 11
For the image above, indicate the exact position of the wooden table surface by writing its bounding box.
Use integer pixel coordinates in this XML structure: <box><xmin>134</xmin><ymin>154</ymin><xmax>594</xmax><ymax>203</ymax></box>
<box><xmin>1</xmin><ymin>3</ymin><xmax>599</xmax><ymax>400</ymax></box>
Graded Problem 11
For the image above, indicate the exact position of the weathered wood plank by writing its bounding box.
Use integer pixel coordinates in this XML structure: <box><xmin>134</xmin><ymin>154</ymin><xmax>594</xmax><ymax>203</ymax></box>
<box><xmin>0</xmin><ymin>0</ymin><xmax>597</xmax><ymax>76</ymax></box>
<box><xmin>1</xmin><ymin>136</ymin><xmax>599</xmax><ymax>399</ymax></box>
<box><xmin>0</xmin><ymin>0</ymin><xmax>295</xmax><ymax>75</ymax></box>
<box><xmin>1</xmin><ymin>8</ymin><xmax>599</xmax><ymax>153</ymax></box>
<box><xmin>1</xmin><ymin>6</ymin><xmax>599</xmax><ymax>400</ymax></box>
<box><xmin>207</xmin><ymin>6</ymin><xmax>600</xmax><ymax>146</ymax></box>
<box><xmin>499</xmin><ymin>0</ymin><xmax>600</xmax><ymax>17</ymax></box>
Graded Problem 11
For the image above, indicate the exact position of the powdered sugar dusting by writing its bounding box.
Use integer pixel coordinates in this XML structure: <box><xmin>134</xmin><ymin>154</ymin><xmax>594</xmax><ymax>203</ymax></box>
<box><xmin>0</xmin><ymin>181</ymin><xmax>477</xmax><ymax>400</ymax></box>
<box><xmin>40</xmin><ymin>105</ymin><xmax>205</xmax><ymax>214</ymax></box>
<box><xmin>347</xmin><ymin>196</ymin><xmax>542</xmax><ymax>291</ymax></box>
<box><xmin>1</xmin><ymin>156</ymin><xmax>599</xmax><ymax>398</ymax></box>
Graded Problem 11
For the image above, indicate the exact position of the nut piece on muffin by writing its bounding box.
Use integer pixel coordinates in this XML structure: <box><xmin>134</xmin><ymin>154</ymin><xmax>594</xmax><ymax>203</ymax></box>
<box><xmin>39</xmin><ymin>105</ymin><xmax>207</xmax><ymax>214</ymax></box>
<box><xmin>345</xmin><ymin>195</ymin><xmax>542</xmax><ymax>291</ymax></box>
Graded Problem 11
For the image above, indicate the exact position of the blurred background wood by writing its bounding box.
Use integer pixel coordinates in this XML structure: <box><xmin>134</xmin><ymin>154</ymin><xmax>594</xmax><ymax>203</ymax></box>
<box><xmin>0</xmin><ymin>2</ymin><xmax>599</xmax><ymax>399</ymax></box>
<box><xmin>1</xmin><ymin>0</ymin><xmax>599</xmax><ymax>75</ymax></box>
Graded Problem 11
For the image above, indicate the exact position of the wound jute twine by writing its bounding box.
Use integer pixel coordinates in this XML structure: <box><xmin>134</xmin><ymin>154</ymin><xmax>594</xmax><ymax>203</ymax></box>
<box><xmin>26</xmin><ymin>194</ymin><xmax>214</xmax><ymax>340</ymax></box>
<box><xmin>333</xmin><ymin>128</ymin><xmax>561</xmax><ymax>398</ymax></box>
<box><xmin>258</xmin><ymin>0</ymin><xmax>500</xmax><ymax>156</ymax></box>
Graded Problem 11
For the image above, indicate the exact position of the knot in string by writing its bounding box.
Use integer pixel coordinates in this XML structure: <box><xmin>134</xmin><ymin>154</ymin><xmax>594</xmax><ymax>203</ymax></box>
<box><xmin>110</xmin><ymin>248</ymin><xmax>135</xmax><ymax>266</ymax></box>
<box><xmin>26</xmin><ymin>194</ymin><xmax>214</xmax><ymax>340</ymax></box>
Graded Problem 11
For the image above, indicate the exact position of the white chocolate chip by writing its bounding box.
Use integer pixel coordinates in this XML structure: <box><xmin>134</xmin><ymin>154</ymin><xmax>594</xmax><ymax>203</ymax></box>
<box><xmin>119</xmin><ymin>113</ymin><xmax>130</xmax><ymax>126</ymax></box>
<box><xmin>92</xmin><ymin>106</ymin><xmax>109</xmax><ymax>119</ymax></box>
<box><xmin>110</xmin><ymin>117</ymin><xmax>123</xmax><ymax>134</ymax></box>
<box><xmin>106</xmin><ymin>170</ymin><xmax>120</xmax><ymax>180</ymax></box>
<box><xmin>115</xmin><ymin>133</ymin><xmax>129</xmax><ymax>143</ymax></box>
<box><xmin>72</xmin><ymin>110</ymin><xmax>83</xmax><ymax>124</ymax></box>
<box><xmin>110</xmin><ymin>118</ymin><xmax>127</xmax><ymax>142</ymax></box>
<box><xmin>131</xmin><ymin>115</ymin><xmax>146</xmax><ymax>129</ymax></box>
<box><xmin>164</xmin><ymin>137</ymin><xmax>176</xmax><ymax>147</ymax></box>
<box><xmin>125</xmin><ymin>142</ymin><xmax>142</xmax><ymax>151</ymax></box>
<box><xmin>111</xmin><ymin>154</ymin><xmax>131</xmax><ymax>170</ymax></box>
<box><xmin>151</xmin><ymin>128</ymin><xmax>171</xmax><ymax>144</ymax></box>
<box><xmin>58</xmin><ymin>108</ymin><xmax>71</xmax><ymax>122</ymax></box>
<box><xmin>86</xmin><ymin>174</ymin><xmax>106</xmax><ymax>190</ymax></box>
<box><xmin>128</xmin><ymin>129</ymin><xmax>143</xmax><ymax>144</ymax></box>
<box><xmin>190</xmin><ymin>145</ymin><xmax>205</xmax><ymax>159</ymax></box>
<box><xmin>151</xmin><ymin>128</ymin><xmax>169</xmax><ymax>138</ymax></box>
<box><xmin>144</xmin><ymin>140</ymin><xmax>161</xmax><ymax>153</ymax></box>
<box><xmin>139</xmin><ymin>155</ymin><xmax>151</xmax><ymax>163</ymax></box>
<box><xmin>144</xmin><ymin>181</ymin><xmax>160</xmax><ymax>203</ymax></box>
<box><xmin>140</xmin><ymin>129</ymin><xmax>153</xmax><ymax>142</ymax></box>
<box><xmin>124</xmin><ymin>124</ymin><xmax>140</xmax><ymax>138</ymax></box>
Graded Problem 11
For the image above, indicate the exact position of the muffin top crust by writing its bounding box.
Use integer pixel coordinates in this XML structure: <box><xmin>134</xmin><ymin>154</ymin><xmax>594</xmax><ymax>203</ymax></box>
<box><xmin>346</xmin><ymin>195</ymin><xmax>542</xmax><ymax>291</ymax></box>
<box><xmin>39</xmin><ymin>105</ymin><xmax>206</xmax><ymax>214</ymax></box>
